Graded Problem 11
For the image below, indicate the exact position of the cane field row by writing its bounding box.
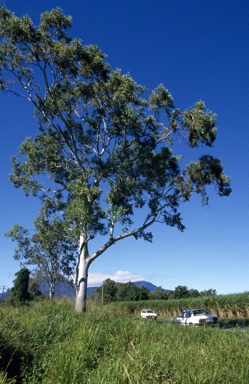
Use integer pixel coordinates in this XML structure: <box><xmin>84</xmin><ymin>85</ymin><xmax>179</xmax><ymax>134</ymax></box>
<box><xmin>112</xmin><ymin>291</ymin><xmax>249</xmax><ymax>319</ymax></box>
<box><xmin>0</xmin><ymin>295</ymin><xmax>249</xmax><ymax>384</ymax></box>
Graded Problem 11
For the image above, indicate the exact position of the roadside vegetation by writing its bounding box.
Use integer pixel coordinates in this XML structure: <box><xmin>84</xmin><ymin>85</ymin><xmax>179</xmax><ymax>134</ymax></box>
<box><xmin>1</xmin><ymin>296</ymin><xmax>249</xmax><ymax>383</ymax></box>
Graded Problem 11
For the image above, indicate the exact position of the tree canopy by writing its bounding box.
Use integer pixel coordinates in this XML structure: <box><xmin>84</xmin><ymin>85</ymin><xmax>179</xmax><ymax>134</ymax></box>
<box><xmin>0</xmin><ymin>7</ymin><xmax>231</xmax><ymax>311</ymax></box>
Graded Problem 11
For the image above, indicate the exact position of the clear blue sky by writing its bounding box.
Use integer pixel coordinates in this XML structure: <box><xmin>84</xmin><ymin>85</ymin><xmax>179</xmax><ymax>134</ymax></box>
<box><xmin>1</xmin><ymin>0</ymin><xmax>248</xmax><ymax>294</ymax></box>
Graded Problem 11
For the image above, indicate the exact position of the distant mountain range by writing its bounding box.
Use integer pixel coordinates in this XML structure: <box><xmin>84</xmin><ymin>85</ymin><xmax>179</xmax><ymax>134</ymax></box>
<box><xmin>39</xmin><ymin>280</ymin><xmax>159</xmax><ymax>299</ymax></box>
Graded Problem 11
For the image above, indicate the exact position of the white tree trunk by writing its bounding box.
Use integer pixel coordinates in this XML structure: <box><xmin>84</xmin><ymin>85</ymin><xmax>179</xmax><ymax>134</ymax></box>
<box><xmin>49</xmin><ymin>283</ymin><xmax>55</xmax><ymax>301</ymax></box>
<box><xmin>48</xmin><ymin>273</ymin><xmax>55</xmax><ymax>300</ymax></box>
<box><xmin>75</xmin><ymin>234</ymin><xmax>89</xmax><ymax>312</ymax></box>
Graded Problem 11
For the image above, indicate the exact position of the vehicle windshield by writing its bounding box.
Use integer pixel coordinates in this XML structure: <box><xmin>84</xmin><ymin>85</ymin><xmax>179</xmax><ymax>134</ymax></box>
<box><xmin>193</xmin><ymin>309</ymin><xmax>208</xmax><ymax>316</ymax></box>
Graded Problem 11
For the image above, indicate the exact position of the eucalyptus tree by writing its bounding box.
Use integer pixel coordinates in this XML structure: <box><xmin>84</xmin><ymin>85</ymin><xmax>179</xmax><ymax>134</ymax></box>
<box><xmin>5</xmin><ymin>205</ymin><xmax>77</xmax><ymax>300</ymax></box>
<box><xmin>0</xmin><ymin>7</ymin><xmax>231</xmax><ymax>311</ymax></box>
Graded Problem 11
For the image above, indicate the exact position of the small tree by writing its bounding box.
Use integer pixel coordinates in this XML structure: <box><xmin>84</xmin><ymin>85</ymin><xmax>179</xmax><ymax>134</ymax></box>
<box><xmin>0</xmin><ymin>7</ymin><xmax>231</xmax><ymax>312</ymax></box>
<box><xmin>174</xmin><ymin>285</ymin><xmax>189</xmax><ymax>299</ymax></box>
<box><xmin>5</xmin><ymin>206</ymin><xmax>76</xmax><ymax>300</ymax></box>
<box><xmin>9</xmin><ymin>268</ymin><xmax>30</xmax><ymax>304</ymax></box>
<box><xmin>98</xmin><ymin>278</ymin><xmax>118</xmax><ymax>303</ymax></box>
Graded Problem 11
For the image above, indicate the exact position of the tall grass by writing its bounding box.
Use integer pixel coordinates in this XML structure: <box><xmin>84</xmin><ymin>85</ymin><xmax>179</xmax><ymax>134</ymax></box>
<box><xmin>0</xmin><ymin>299</ymin><xmax>78</xmax><ymax>383</ymax></box>
<box><xmin>0</xmin><ymin>297</ymin><xmax>249</xmax><ymax>383</ymax></box>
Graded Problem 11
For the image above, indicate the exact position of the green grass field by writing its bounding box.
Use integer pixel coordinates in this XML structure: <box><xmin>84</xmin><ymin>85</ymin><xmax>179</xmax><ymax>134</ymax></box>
<box><xmin>1</xmin><ymin>297</ymin><xmax>249</xmax><ymax>383</ymax></box>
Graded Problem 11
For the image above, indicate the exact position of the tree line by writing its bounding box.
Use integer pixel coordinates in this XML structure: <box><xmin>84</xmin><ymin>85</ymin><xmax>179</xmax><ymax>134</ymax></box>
<box><xmin>89</xmin><ymin>278</ymin><xmax>217</xmax><ymax>303</ymax></box>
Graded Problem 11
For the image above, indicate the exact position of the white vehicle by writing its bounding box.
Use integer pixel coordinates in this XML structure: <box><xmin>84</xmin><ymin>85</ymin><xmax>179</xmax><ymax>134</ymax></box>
<box><xmin>141</xmin><ymin>309</ymin><xmax>157</xmax><ymax>320</ymax></box>
<box><xmin>171</xmin><ymin>308</ymin><xmax>218</xmax><ymax>326</ymax></box>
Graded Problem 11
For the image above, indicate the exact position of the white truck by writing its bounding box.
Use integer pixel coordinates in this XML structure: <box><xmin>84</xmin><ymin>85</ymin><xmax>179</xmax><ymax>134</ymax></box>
<box><xmin>171</xmin><ymin>308</ymin><xmax>218</xmax><ymax>326</ymax></box>
<box><xmin>141</xmin><ymin>309</ymin><xmax>157</xmax><ymax>320</ymax></box>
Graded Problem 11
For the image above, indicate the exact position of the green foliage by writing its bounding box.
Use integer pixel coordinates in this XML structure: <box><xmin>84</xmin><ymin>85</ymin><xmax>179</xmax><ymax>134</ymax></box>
<box><xmin>168</xmin><ymin>285</ymin><xmax>217</xmax><ymax>300</ymax></box>
<box><xmin>174</xmin><ymin>285</ymin><xmax>189</xmax><ymax>299</ymax></box>
<box><xmin>5</xmin><ymin>207</ymin><xmax>77</xmax><ymax>300</ymax></box>
<box><xmin>0</xmin><ymin>7</ymin><xmax>231</xmax><ymax>311</ymax></box>
<box><xmin>96</xmin><ymin>278</ymin><xmax>118</xmax><ymax>303</ymax></box>
<box><xmin>92</xmin><ymin>282</ymin><xmax>217</xmax><ymax>303</ymax></box>
<box><xmin>0</xmin><ymin>6</ymin><xmax>231</xmax><ymax>232</ymax></box>
<box><xmin>8</xmin><ymin>268</ymin><xmax>30</xmax><ymax>304</ymax></box>
<box><xmin>95</xmin><ymin>280</ymin><xmax>150</xmax><ymax>303</ymax></box>
<box><xmin>0</xmin><ymin>299</ymin><xmax>249</xmax><ymax>383</ymax></box>
<box><xmin>183</xmin><ymin>100</ymin><xmax>217</xmax><ymax>147</ymax></box>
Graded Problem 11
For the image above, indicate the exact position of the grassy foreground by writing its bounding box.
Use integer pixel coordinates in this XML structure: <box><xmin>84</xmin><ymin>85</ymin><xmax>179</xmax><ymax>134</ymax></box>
<box><xmin>0</xmin><ymin>299</ymin><xmax>249</xmax><ymax>383</ymax></box>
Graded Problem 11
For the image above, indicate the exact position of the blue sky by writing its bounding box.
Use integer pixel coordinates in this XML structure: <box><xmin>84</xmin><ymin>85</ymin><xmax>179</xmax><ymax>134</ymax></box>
<box><xmin>1</xmin><ymin>0</ymin><xmax>248</xmax><ymax>294</ymax></box>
